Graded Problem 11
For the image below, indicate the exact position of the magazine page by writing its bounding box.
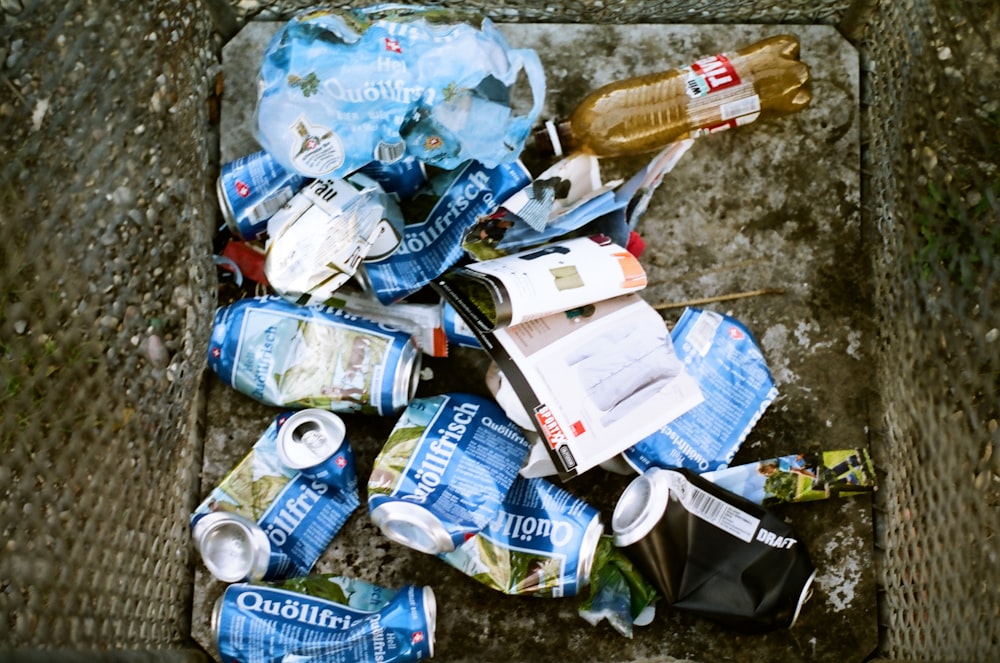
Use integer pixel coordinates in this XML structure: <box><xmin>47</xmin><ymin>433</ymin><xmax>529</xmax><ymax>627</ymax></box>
<box><xmin>481</xmin><ymin>294</ymin><xmax>704</xmax><ymax>480</ymax></box>
<box><xmin>433</xmin><ymin>234</ymin><xmax>647</xmax><ymax>333</ymax></box>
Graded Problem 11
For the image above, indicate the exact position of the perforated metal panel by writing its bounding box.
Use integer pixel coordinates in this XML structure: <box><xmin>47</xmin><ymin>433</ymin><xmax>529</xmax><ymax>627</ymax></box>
<box><xmin>1</xmin><ymin>0</ymin><xmax>997</xmax><ymax>660</ymax></box>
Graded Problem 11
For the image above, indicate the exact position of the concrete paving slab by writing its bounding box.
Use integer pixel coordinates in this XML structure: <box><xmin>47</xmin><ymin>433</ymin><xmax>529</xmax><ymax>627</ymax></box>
<box><xmin>194</xmin><ymin>19</ymin><xmax>875</xmax><ymax>663</ymax></box>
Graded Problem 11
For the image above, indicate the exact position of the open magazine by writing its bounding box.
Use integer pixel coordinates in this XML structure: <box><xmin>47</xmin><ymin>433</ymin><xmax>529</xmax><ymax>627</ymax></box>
<box><xmin>439</xmin><ymin>292</ymin><xmax>704</xmax><ymax>480</ymax></box>
<box><xmin>434</xmin><ymin>234</ymin><xmax>647</xmax><ymax>333</ymax></box>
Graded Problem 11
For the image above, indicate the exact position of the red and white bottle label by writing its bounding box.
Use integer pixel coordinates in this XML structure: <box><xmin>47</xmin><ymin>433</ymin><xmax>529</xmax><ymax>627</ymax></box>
<box><xmin>684</xmin><ymin>53</ymin><xmax>742</xmax><ymax>98</ymax></box>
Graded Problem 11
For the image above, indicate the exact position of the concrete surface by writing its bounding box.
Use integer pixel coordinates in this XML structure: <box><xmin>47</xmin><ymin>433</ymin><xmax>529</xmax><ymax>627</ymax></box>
<box><xmin>193</xmin><ymin>20</ymin><xmax>875</xmax><ymax>663</ymax></box>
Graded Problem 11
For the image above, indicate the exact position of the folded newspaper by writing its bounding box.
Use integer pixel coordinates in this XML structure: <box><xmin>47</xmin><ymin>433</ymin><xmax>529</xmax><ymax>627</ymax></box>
<box><xmin>440</xmin><ymin>292</ymin><xmax>704</xmax><ymax>480</ymax></box>
<box><xmin>434</xmin><ymin>234</ymin><xmax>647</xmax><ymax>333</ymax></box>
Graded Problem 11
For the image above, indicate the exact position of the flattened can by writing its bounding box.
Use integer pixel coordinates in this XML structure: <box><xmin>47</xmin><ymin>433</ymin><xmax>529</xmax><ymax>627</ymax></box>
<box><xmin>440</xmin><ymin>476</ymin><xmax>603</xmax><ymax>597</ymax></box>
<box><xmin>367</xmin><ymin>393</ymin><xmax>532</xmax><ymax>554</ymax></box>
<box><xmin>190</xmin><ymin>411</ymin><xmax>360</xmax><ymax>583</ymax></box>
<box><xmin>191</xmin><ymin>510</ymin><xmax>293</xmax><ymax>583</ymax></box>
<box><xmin>217</xmin><ymin>149</ymin><xmax>309</xmax><ymax>240</ymax></box>
<box><xmin>207</xmin><ymin>295</ymin><xmax>421</xmax><ymax>416</ymax></box>
<box><xmin>276</xmin><ymin>409</ymin><xmax>357</xmax><ymax>494</ymax></box>
<box><xmin>213</xmin><ymin>581</ymin><xmax>436</xmax><ymax>663</ymax></box>
<box><xmin>612</xmin><ymin>467</ymin><xmax>816</xmax><ymax>631</ymax></box>
<box><xmin>264</xmin><ymin>174</ymin><xmax>398</xmax><ymax>307</ymax></box>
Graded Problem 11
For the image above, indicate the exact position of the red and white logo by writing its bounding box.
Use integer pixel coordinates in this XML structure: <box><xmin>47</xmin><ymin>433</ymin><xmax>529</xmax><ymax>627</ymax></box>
<box><xmin>211</xmin><ymin>346</ymin><xmax>222</xmax><ymax>359</ymax></box>
<box><xmin>691</xmin><ymin>53</ymin><xmax>741</xmax><ymax>93</ymax></box>
<box><xmin>235</xmin><ymin>180</ymin><xmax>250</xmax><ymax>198</ymax></box>
<box><xmin>534</xmin><ymin>405</ymin><xmax>569</xmax><ymax>450</ymax></box>
<box><xmin>385</xmin><ymin>38</ymin><xmax>402</xmax><ymax>53</ymax></box>
<box><xmin>411</xmin><ymin>631</ymin><xmax>425</xmax><ymax>644</ymax></box>
<box><xmin>728</xmin><ymin>326</ymin><xmax>745</xmax><ymax>341</ymax></box>
<box><xmin>335</xmin><ymin>455</ymin><xmax>348</xmax><ymax>468</ymax></box>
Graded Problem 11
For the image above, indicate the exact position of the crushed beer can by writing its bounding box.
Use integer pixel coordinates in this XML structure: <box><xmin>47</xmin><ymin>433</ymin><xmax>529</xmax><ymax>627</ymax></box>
<box><xmin>359</xmin><ymin>160</ymin><xmax>532</xmax><ymax>305</ymax></box>
<box><xmin>439</xmin><ymin>475</ymin><xmax>602</xmax><ymax>597</ymax></box>
<box><xmin>217</xmin><ymin>149</ymin><xmax>310</xmax><ymax>241</ymax></box>
<box><xmin>368</xmin><ymin>393</ymin><xmax>532</xmax><ymax>554</ymax></box>
<box><xmin>276</xmin><ymin>409</ymin><xmax>357</xmax><ymax>493</ymax></box>
<box><xmin>612</xmin><ymin>467</ymin><xmax>816</xmax><ymax>632</ymax></box>
<box><xmin>265</xmin><ymin>174</ymin><xmax>403</xmax><ymax>307</ymax></box>
<box><xmin>213</xmin><ymin>577</ymin><xmax>436</xmax><ymax>663</ymax></box>
<box><xmin>207</xmin><ymin>295</ymin><xmax>421</xmax><ymax>416</ymax></box>
<box><xmin>190</xmin><ymin>411</ymin><xmax>360</xmax><ymax>582</ymax></box>
<box><xmin>621</xmin><ymin>307</ymin><xmax>777</xmax><ymax>474</ymax></box>
<box><xmin>192</xmin><ymin>510</ymin><xmax>295</xmax><ymax>583</ymax></box>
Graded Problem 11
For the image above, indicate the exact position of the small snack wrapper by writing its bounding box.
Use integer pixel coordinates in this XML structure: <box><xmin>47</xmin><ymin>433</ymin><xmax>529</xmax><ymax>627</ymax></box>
<box><xmin>702</xmin><ymin>448</ymin><xmax>877</xmax><ymax>506</ymax></box>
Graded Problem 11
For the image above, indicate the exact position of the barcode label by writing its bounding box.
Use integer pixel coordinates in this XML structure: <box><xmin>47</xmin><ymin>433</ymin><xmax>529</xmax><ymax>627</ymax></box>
<box><xmin>670</xmin><ymin>473</ymin><xmax>759</xmax><ymax>542</ymax></box>
<box><xmin>248</xmin><ymin>186</ymin><xmax>295</xmax><ymax>223</ymax></box>
<box><xmin>720</xmin><ymin>94</ymin><xmax>761</xmax><ymax>121</ymax></box>
<box><xmin>686</xmin><ymin>309</ymin><xmax>722</xmax><ymax>356</ymax></box>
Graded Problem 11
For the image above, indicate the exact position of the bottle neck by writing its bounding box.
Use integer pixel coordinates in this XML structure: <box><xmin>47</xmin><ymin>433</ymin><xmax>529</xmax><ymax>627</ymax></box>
<box><xmin>530</xmin><ymin>119</ymin><xmax>576</xmax><ymax>157</ymax></box>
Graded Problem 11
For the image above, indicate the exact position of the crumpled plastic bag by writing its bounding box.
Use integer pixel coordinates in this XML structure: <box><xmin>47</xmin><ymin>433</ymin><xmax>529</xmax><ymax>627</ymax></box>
<box><xmin>255</xmin><ymin>4</ymin><xmax>545</xmax><ymax>179</ymax></box>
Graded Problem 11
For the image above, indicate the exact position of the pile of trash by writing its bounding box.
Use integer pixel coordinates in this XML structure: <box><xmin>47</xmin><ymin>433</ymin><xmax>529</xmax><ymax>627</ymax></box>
<box><xmin>196</xmin><ymin>6</ymin><xmax>876</xmax><ymax>662</ymax></box>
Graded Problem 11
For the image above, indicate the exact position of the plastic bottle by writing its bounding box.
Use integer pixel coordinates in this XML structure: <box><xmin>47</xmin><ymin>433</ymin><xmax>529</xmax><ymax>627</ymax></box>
<box><xmin>533</xmin><ymin>35</ymin><xmax>811</xmax><ymax>158</ymax></box>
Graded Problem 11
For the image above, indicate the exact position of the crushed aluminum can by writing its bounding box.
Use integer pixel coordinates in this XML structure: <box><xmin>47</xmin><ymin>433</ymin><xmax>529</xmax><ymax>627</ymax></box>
<box><xmin>213</xmin><ymin>580</ymin><xmax>436</xmax><ymax>663</ymax></box>
<box><xmin>359</xmin><ymin>160</ymin><xmax>532</xmax><ymax>305</ymax></box>
<box><xmin>367</xmin><ymin>393</ymin><xmax>532</xmax><ymax>554</ymax></box>
<box><xmin>612</xmin><ymin>467</ymin><xmax>816</xmax><ymax>632</ymax></box>
<box><xmin>264</xmin><ymin>174</ymin><xmax>403</xmax><ymax>307</ymax></box>
<box><xmin>276</xmin><ymin>409</ymin><xmax>357</xmax><ymax>494</ymax></box>
<box><xmin>190</xmin><ymin>412</ymin><xmax>360</xmax><ymax>583</ymax></box>
<box><xmin>207</xmin><ymin>295</ymin><xmax>421</xmax><ymax>416</ymax></box>
<box><xmin>191</xmin><ymin>510</ymin><xmax>294</xmax><ymax>583</ymax></box>
<box><xmin>621</xmin><ymin>307</ymin><xmax>777</xmax><ymax>474</ymax></box>
<box><xmin>217</xmin><ymin>149</ymin><xmax>310</xmax><ymax>241</ymax></box>
<box><xmin>439</xmin><ymin>475</ymin><xmax>603</xmax><ymax>597</ymax></box>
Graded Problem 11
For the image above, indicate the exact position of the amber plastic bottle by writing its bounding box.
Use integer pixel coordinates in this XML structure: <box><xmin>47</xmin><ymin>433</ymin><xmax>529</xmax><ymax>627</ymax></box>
<box><xmin>534</xmin><ymin>35</ymin><xmax>811</xmax><ymax>158</ymax></box>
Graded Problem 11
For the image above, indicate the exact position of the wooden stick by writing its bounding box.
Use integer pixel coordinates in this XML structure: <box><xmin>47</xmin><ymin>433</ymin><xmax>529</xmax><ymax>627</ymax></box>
<box><xmin>651</xmin><ymin>288</ymin><xmax>786</xmax><ymax>311</ymax></box>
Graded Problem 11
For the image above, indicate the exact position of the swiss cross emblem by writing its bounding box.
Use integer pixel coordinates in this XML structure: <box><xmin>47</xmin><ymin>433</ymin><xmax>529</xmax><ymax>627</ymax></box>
<box><xmin>235</xmin><ymin>180</ymin><xmax>250</xmax><ymax>198</ymax></box>
<box><xmin>211</xmin><ymin>347</ymin><xmax>221</xmax><ymax>359</ymax></box>
<box><xmin>385</xmin><ymin>38</ymin><xmax>402</xmax><ymax>53</ymax></box>
<box><xmin>728</xmin><ymin>327</ymin><xmax>745</xmax><ymax>340</ymax></box>
<box><xmin>412</xmin><ymin>631</ymin><xmax>424</xmax><ymax>644</ymax></box>
<box><xmin>335</xmin><ymin>455</ymin><xmax>348</xmax><ymax>468</ymax></box>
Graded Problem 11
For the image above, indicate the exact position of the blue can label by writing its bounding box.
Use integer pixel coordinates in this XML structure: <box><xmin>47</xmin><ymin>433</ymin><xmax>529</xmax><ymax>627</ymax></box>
<box><xmin>368</xmin><ymin>393</ymin><xmax>532</xmax><ymax>550</ymax></box>
<box><xmin>623</xmin><ymin>308</ymin><xmax>777</xmax><ymax>473</ymax></box>
<box><xmin>219</xmin><ymin>150</ymin><xmax>310</xmax><ymax>240</ymax></box>
<box><xmin>207</xmin><ymin>295</ymin><xmax>417</xmax><ymax>416</ymax></box>
<box><xmin>192</xmin><ymin>412</ymin><xmax>360</xmax><ymax>581</ymax></box>
<box><xmin>216</xmin><ymin>583</ymin><xmax>435</xmax><ymax>663</ymax></box>
<box><xmin>362</xmin><ymin>160</ymin><xmax>531</xmax><ymax>304</ymax></box>
<box><xmin>440</xmin><ymin>476</ymin><xmax>601</xmax><ymax>597</ymax></box>
<box><xmin>441</xmin><ymin>301</ymin><xmax>482</xmax><ymax>350</ymax></box>
<box><xmin>301</xmin><ymin>446</ymin><xmax>358</xmax><ymax>494</ymax></box>
<box><xmin>359</xmin><ymin>155</ymin><xmax>428</xmax><ymax>202</ymax></box>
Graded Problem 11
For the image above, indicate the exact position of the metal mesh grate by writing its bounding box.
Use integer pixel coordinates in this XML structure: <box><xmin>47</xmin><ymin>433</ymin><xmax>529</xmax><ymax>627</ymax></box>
<box><xmin>1</xmin><ymin>0</ymin><xmax>998</xmax><ymax>660</ymax></box>
<box><xmin>861</xmin><ymin>1</ymin><xmax>1000</xmax><ymax>659</ymax></box>
<box><xmin>1</xmin><ymin>0</ymin><xmax>219</xmax><ymax>656</ymax></box>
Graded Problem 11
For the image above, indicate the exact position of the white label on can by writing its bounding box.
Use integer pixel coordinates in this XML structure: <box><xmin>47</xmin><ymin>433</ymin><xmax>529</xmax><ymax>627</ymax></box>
<box><xmin>667</xmin><ymin>472</ymin><xmax>759</xmax><ymax>542</ymax></box>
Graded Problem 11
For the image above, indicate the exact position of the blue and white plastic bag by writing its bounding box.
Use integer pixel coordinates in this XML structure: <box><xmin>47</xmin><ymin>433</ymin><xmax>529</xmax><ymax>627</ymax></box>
<box><xmin>255</xmin><ymin>5</ymin><xmax>545</xmax><ymax>179</ymax></box>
